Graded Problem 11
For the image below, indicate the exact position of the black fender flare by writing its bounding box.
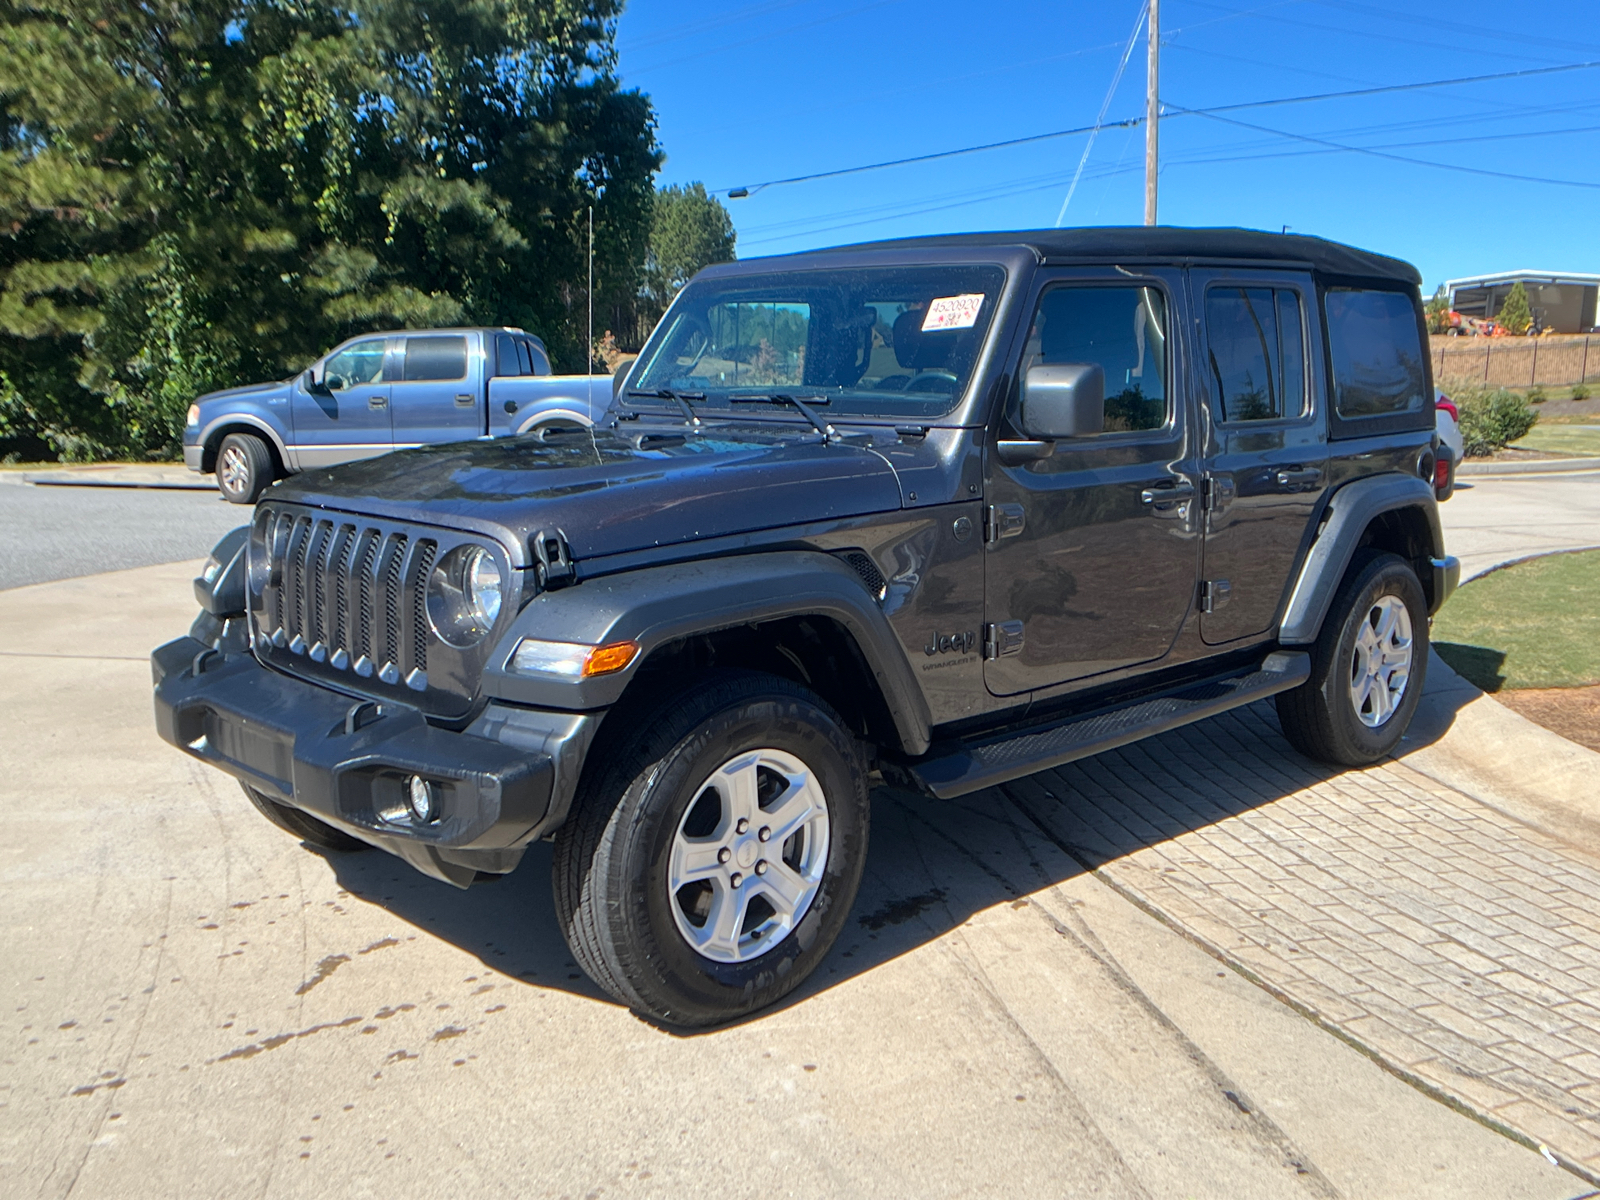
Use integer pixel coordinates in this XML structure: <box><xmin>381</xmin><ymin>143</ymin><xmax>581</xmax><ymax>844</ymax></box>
<box><xmin>1279</xmin><ymin>472</ymin><xmax>1453</xmax><ymax>645</ymax></box>
<box><xmin>480</xmin><ymin>551</ymin><xmax>934</xmax><ymax>756</ymax></box>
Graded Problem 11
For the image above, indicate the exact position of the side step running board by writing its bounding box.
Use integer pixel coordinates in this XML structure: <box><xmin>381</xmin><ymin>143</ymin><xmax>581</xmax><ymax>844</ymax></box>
<box><xmin>904</xmin><ymin>651</ymin><xmax>1311</xmax><ymax>799</ymax></box>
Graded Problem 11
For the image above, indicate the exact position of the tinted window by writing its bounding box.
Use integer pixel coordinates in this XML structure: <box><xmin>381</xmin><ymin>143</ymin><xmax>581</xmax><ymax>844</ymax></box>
<box><xmin>631</xmin><ymin>265</ymin><xmax>1006</xmax><ymax>418</ymax></box>
<box><xmin>403</xmin><ymin>336</ymin><xmax>467</xmax><ymax>382</ymax></box>
<box><xmin>1325</xmin><ymin>289</ymin><xmax>1426</xmax><ymax>419</ymax></box>
<box><xmin>516</xmin><ymin>338</ymin><xmax>535</xmax><ymax>375</ymax></box>
<box><xmin>525</xmin><ymin>341</ymin><xmax>550</xmax><ymax>374</ymax></box>
<box><xmin>1022</xmin><ymin>285</ymin><xmax>1168</xmax><ymax>432</ymax></box>
<box><xmin>495</xmin><ymin>333</ymin><xmax>522</xmax><ymax>377</ymax></box>
<box><xmin>1204</xmin><ymin>287</ymin><xmax>1306</xmax><ymax>422</ymax></box>
<box><xmin>323</xmin><ymin>339</ymin><xmax>386</xmax><ymax>391</ymax></box>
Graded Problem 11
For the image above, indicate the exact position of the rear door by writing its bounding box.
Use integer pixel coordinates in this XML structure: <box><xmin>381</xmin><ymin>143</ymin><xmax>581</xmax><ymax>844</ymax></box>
<box><xmin>983</xmin><ymin>267</ymin><xmax>1201</xmax><ymax>696</ymax></box>
<box><xmin>389</xmin><ymin>333</ymin><xmax>479</xmax><ymax>447</ymax></box>
<box><xmin>1192</xmin><ymin>269</ymin><xmax>1329</xmax><ymax>644</ymax></box>
<box><xmin>288</xmin><ymin>336</ymin><xmax>391</xmax><ymax>468</ymax></box>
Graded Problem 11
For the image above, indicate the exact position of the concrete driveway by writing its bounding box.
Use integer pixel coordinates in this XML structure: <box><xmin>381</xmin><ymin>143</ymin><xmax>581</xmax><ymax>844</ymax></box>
<box><xmin>3</xmin><ymin>469</ymin><xmax>1598</xmax><ymax>1198</ymax></box>
<box><xmin>1441</xmin><ymin>466</ymin><xmax>1600</xmax><ymax>579</ymax></box>
<box><xmin>2</xmin><ymin>605</ymin><xmax>1582</xmax><ymax>1196</ymax></box>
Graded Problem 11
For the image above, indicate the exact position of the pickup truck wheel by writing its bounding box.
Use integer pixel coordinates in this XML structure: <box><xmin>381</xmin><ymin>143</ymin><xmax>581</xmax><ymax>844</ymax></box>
<box><xmin>553</xmin><ymin>672</ymin><xmax>868</xmax><ymax>1027</ymax></box>
<box><xmin>216</xmin><ymin>433</ymin><xmax>274</xmax><ymax>504</ymax></box>
<box><xmin>239</xmin><ymin>783</ymin><xmax>370</xmax><ymax>853</ymax></box>
<box><xmin>1276</xmin><ymin>550</ymin><xmax>1428</xmax><ymax>766</ymax></box>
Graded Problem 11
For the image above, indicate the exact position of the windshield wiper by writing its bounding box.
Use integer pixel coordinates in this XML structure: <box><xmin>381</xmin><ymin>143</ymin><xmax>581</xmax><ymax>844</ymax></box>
<box><xmin>626</xmin><ymin>388</ymin><xmax>703</xmax><ymax>427</ymax></box>
<box><xmin>730</xmin><ymin>393</ymin><xmax>837</xmax><ymax>443</ymax></box>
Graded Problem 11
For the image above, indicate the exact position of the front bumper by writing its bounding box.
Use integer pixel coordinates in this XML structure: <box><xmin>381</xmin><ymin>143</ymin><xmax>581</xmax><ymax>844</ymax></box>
<box><xmin>184</xmin><ymin>442</ymin><xmax>204</xmax><ymax>472</ymax></box>
<box><xmin>152</xmin><ymin>637</ymin><xmax>598</xmax><ymax>886</ymax></box>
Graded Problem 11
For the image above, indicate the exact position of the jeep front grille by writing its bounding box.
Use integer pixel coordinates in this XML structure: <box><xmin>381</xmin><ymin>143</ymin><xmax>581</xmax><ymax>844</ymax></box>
<box><xmin>256</xmin><ymin>508</ymin><xmax>435</xmax><ymax>692</ymax></box>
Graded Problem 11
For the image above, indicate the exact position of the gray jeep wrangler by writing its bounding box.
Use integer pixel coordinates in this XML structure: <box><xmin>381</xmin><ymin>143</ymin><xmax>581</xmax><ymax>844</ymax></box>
<box><xmin>154</xmin><ymin>227</ymin><xmax>1458</xmax><ymax>1026</ymax></box>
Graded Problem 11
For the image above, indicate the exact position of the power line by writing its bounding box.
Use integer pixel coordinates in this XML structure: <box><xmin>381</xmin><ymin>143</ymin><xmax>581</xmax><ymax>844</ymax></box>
<box><xmin>1175</xmin><ymin>104</ymin><xmax>1600</xmax><ymax>190</ymax></box>
<box><xmin>716</xmin><ymin>59</ymin><xmax>1600</xmax><ymax>195</ymax></box>
<box><xmin>736</xmin><ymin>119</ymin><xmax>1600</xmax><ymax>247</ymax></box>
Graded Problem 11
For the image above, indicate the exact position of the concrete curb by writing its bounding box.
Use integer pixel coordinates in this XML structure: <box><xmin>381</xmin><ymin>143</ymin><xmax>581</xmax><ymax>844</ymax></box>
<box><xmin>1459</xmin><ymin>456</ymin><xmax>1600</xmax><ymax>476</ymax></box>
<box><xmin>1398</xmin><ymin>649</ymin><xmax>1600</xmax><ymax>857</ymax></box>
<box><xmin>7</xmin><ymin>464</ymin><xmax>213</xmax><ymax>490</ymax></box>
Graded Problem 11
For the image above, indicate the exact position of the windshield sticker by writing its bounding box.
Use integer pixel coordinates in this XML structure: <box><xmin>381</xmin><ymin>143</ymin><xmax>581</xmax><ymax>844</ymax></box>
<box><xmin>921</xmin><ymin>294</ymin><xmax>985</xmax><ymax>331</ymax></box>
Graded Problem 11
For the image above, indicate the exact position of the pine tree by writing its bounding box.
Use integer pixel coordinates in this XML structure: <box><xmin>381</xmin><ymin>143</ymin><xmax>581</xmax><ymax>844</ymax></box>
<box><xmin>0</xmin><ymin>1</ymin><xmax>662</xmax><ymax>461</ymax></box>
<box><xmin>644</xmin><ymin>183</ymin><xmax>737</xmax><ymax>303</ymax></box>
<box><xmin>1424</xmin><ymin>286</ymin><xmax>1450</xmax><ymax>334</ymax></box>
<box><xmin>1496</xmin><ymin>280</ymin><xmax>1533</xmax><ymax>335</ymax></box>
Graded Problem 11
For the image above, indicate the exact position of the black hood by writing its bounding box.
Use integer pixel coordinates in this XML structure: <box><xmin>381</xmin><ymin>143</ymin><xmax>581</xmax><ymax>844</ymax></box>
<box><xmin>269</xmin><ymin>424</ymin><xmax>904</xmax><ymax>568</ymax></box>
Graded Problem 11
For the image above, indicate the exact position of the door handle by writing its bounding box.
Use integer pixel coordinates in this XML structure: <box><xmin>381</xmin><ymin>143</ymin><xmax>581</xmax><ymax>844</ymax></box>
<box><xmin>368</xmin><ymin>395</ymin><xmax>388</xmax><ymax>409</ymax></box>
<box><xmin>455</xmin><ymin>393</ymin><xmax>474</xmax><ymax>407</ymax></box>
<box><xmin>1276</xmin><ymin>466</ymin><xmax>1322</xmax><ymax>490</ymax></box>
<box><xmin>1141</xmin><ymin>479</ymin><xmax>1195</xmax><ymax>506</ymax></box>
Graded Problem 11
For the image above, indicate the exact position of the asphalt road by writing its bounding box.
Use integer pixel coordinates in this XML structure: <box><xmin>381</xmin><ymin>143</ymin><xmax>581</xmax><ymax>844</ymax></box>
<box><xmin>0</xmin><ymin>480</ymin><xmax>247</xmax><ymax>589</ymax></box>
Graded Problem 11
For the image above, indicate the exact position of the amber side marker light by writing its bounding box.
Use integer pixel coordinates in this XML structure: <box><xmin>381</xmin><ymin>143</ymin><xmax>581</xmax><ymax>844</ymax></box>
<box><xmin>510</xmin><ymin>638</ymin><xmax>640</xmax><ymax>679</ymax></box>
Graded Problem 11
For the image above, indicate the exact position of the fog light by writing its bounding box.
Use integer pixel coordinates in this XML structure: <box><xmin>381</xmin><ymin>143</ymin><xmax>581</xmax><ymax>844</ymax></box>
<box><xmin>406</xmin><ymin>775</ymin><xmax>439</xmax><ymax>824</ymax></box>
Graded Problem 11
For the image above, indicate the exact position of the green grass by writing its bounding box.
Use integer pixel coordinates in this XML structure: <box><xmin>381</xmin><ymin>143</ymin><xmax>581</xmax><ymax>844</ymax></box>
<box><xmin>1510</xmin><ymin>424</ymin><xmax>1600</xmax><ymax>456</ymax></box>
<box><xmin>1432</xmin><ymin>549</ymin><xmax>1600</xmax><ymax>691</ymax></box>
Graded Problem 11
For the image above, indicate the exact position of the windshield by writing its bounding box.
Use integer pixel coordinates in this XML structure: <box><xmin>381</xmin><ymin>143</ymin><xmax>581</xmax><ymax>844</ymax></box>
<box><xmin>630</xmin><ymin>264</ymin><xmax>1007</xmax><ymax>419</ymax></box>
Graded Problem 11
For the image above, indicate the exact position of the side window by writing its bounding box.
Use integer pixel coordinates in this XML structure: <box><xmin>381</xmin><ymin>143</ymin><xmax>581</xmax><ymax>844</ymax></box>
<box><xmin>517</xmin><ymin>338</ymin><xmax>538</xmax><ymax>375</ymax></box>
<box><xmin>1325</xmin><ymin>289</ymin><xmax>1426</xmax><ymax>420</ymax></box>
<box><xmin>495</xmin><ymin>333</ymin><xmax>522</xmax><ymax>377</ymax></box>
<box><xmin>1021</xmin><ymin>285</ymin><xmax>1168</xmax><ymax>432</ymax></box>
<box><xmin>402</xmin><ymin>335</ymin><xmax>468</xmax><ymax>382</ymax></box>
<box><xmin>323</xmin><ymin>339</ymin><xmax>386</xmax><ymax>391</ymax></box>
<box><xmin>1204</xmin><ymin>286</ymin><xmax>1307</xmax><ymax>422</ymax></box>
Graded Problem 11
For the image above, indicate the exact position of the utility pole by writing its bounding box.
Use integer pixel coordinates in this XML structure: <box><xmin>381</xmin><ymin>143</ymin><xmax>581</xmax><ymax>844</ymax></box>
<box><xmin>1144</xmin><ymin>0</ymin><xmax>1159</xmax><ymax>226</ymax></box>
<box><xmin>586</xmin><ymin>206</ymin><xmax>595</xmax><ymax>375</ymax></box>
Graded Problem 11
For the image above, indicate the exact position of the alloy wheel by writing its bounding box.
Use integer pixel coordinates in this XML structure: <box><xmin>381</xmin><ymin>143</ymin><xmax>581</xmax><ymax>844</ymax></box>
<box><xmin>1348</xmin><ymin>594</ymin><xmax>1413</xmax><ymax>728</ymax></box>
<box><xmin>667</xmin><ymin>748</ymin><xmax>830</xmax><ymax>964</ymax></box>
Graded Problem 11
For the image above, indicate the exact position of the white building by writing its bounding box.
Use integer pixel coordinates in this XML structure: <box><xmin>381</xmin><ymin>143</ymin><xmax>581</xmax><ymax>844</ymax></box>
<box><xmin>1444</xmin><ymin>271</ymin><xmax>1600</xmax><ymax>334</ymax></box>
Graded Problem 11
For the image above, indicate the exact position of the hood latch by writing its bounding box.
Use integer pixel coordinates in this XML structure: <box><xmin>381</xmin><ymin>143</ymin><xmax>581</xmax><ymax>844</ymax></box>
<box><xmin>532</xmin><ymin>529</ymin><xmax>577</xmax><ymax>590</ymax></box>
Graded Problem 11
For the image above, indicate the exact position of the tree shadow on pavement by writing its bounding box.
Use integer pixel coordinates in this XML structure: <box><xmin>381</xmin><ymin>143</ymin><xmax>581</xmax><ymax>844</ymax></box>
<box><xmin>324</xmin><ymin>697</ymin><xmax>1389</xmax><ymax>1027</ymax></box>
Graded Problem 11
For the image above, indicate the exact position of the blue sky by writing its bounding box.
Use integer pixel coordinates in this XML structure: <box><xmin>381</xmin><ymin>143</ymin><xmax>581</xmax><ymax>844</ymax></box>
<box><xmin>614</xmin><ymin>0</ymin><xmax>1600</xmax><ymax>294</ymax></box>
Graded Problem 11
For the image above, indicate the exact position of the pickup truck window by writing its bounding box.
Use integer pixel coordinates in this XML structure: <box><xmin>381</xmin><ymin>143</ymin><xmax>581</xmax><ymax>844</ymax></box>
<box><xmin>1325</xmin><ymin>289</ymin><xmax>1426</xmax><ymax>420</ymax></box>
<box><xmin>324</xmin><ymin>339</ymin><xmax>386</xmax><ymax>391</ymax></box>
<box><xmin>1020</xmin><ymin>285</ymin><xmax>1168</xmax><ymax>432</ymax></box>
<box><xmin>1204</xmin><ymin>287</ymin><xmax>1307</xmax><ymax>422</ymax></box>
<box><xmin>631</xmin><ymin>265</ymin><xmax>1006</xmax><ymax>418</ymax></box>
<box><xmin>403</xmin><ymin>336</ymin><xmax>468</xmax><ymax>382</ymax></box>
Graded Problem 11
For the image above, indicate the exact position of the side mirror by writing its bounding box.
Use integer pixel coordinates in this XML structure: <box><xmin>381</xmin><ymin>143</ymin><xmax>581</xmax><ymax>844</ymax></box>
<box><xmin>1020</xmin><ymin>363</ymin><xmax>1104</xmax><ymax>440</ymax></box>
<box><xmin>304</xmin><ymin>365</ymin><xmax>329</xmax><ymax>394</ymax></box>
<box><xmin>612</xmin><ymin>356</ymin><xmax>637</xmax><ymax>401</ymax></box>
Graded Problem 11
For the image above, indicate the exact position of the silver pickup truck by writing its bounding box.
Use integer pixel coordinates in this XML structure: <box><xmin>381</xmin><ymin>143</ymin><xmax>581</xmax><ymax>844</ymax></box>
<box><xmin>182</xmin><ymin>326</ymin><xmax>612</xmax><ymax>502</ymax></box>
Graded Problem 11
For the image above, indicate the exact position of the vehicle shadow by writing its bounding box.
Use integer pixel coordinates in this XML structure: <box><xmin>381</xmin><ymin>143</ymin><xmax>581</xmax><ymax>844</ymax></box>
<box><xmin>325</xmin><ymin>691</ymin><xmax>1456</xmax><ymax>1030</ymax></box>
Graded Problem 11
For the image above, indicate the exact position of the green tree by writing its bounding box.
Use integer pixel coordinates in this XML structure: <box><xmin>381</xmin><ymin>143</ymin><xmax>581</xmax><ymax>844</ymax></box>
<box><xmin>0</xmin><ymin>1</ymin><xmax>661</xmax><ymax>462</ymax></box>
<box><xmin>644</xmin><ymin>182</ymin><xmax>735</xmax><ymax>303</ymax></box>
<box><xmin>1424</xmin><ymin>285</ymin><xmax>1450</xmax><ymax>334</ymax></box>
<box><xmin>1496</xmin><ymin>280</ymin><xmax>1533</xmax><ymax>335</ymax></box>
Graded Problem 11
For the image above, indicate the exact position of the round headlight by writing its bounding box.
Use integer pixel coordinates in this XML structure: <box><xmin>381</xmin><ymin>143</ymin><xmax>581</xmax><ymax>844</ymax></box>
<box><xmin>464</xmin><ymin>545</ymin><xmax>503</xmax><ymax>628</ymax></box>
<box><xmin>426</xmin><ymin>545</ymin><xmax>505</xmax><ymax>648</ymax></box>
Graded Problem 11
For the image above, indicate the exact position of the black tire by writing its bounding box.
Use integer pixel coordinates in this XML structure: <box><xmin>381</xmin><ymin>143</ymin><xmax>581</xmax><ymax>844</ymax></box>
<box><xmin>553</xmin><ymin>671</ymin><xmax>869</xmax><ymax>1027</ymax></box>
<box><xmin>215</xmin><ymin>433</ymin><xmax>274</xmax><ymax>504</ymax></box>
<box><xmin>1276</xmin><ymin>550</ymin><xmax>1429</xmax><ymax>766</ymax></box>
<box><xmin>240</xmin><ymin>783</ymin><xmax>370</xmax><ymax>853</ymax></box>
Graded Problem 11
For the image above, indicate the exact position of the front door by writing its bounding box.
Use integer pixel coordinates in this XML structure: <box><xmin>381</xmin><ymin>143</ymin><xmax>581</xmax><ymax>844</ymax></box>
<box><xmin>1191</xmin><ymin>269</ymin><xmax>1330</xmax><ymax>644</ymax></box>
<box><xmin>388</xmin><ymin>333</ymin><xmax>479</xmax><ymax>448</ymax></box>
<box><xmin>289</xmin><ymin>336</ymin><xmax>392</xmax><ymax>468</ymax></box>
<box><xmin>983</xmin><ymin>268</ymin><xmax>1201</xmax><ymax>696</ymax></box>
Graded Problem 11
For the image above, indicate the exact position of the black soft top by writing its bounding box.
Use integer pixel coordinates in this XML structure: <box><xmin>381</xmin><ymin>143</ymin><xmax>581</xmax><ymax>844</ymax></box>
<box><xmin>815</xmin><ymin>226</ymin><xmax>1421</xmax><ymax>287</ymax></box>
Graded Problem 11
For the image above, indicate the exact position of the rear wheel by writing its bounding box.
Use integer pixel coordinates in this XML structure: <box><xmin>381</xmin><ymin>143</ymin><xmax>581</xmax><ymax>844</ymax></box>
<box><xmin>240</xmin><ymin>783</ymin><xmax>370</xmax><ymax>853</ymax></box>
<box><xmin>1276</xmin><ymin>550</ymin><xmax>1428</xmax><ymax>766</ymax></box>
<box><xmin>553</xmin><ymin>672</ymin><xmax>869</xmax><ymax>1027</ymax></box>
<box><xmin>215</xmin><ymin>433</ymin><xmax>274</xmax><ymax>504</ymax></box>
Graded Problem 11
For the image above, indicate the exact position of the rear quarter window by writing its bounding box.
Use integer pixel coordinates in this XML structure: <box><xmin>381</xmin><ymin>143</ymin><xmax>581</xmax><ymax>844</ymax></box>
<box><xmin>1324</xmin><ymin>288</ymin><xmax>1429</xmax><ymax>435</ymax></box>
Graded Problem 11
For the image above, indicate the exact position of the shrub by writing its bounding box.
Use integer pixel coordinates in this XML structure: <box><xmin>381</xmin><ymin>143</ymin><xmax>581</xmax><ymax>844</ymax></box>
<box><xmin>1452</xmin><ymin>384</ymin><xmax>1539</xmax><ymax>456</ymax></box>
<box><xmin>1496</xmin><ymin>281</ymin><xmax>1533</xmax><ymax>335</ymax></box>
<box><xmin>1573</xmin><ymin>383</ymin><xmax>1592</xmax><ymax>401</ymax></box>
<box><xmin>1528</xmin><ymin>386</ymin><xmax>1547</xmax><ymax>404</ymax></box>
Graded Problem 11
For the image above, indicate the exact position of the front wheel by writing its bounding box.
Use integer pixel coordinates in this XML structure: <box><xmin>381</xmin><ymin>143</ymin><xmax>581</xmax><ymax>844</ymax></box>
<box><xmin>215</xmin><ymin>433</ymin><xmax>274</xmax><ymax>504</ymax></box>
<box><xmin>553</xmin><ymin>672</ymin><xmax>869</xmax><ymax>1027</ymax></box>
<box><xmin>1276</xmin><ymin>550</ymin><xmax>1428</xmax><ymax>766</ymax></box>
